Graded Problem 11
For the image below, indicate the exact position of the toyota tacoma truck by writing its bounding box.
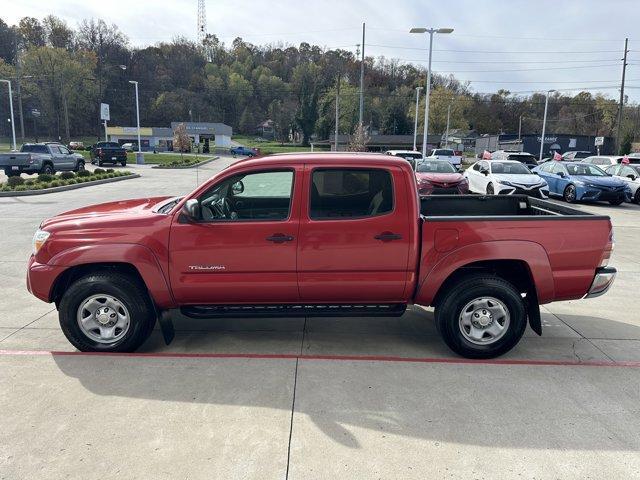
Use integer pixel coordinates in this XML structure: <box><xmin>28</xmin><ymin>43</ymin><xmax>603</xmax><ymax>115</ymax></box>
<box><xmin>0</xmin><ymin>143</ymin><xmax>85</xmax><ymax>176</ymax></box>
<box><xmin>26</xmin><ymin>153</ymin><xmax>616</xmax><ymax>358</ymax></box>
<box><xmin>89</xmin><ymin>142</ymin><xmax>128</xmax><ymax>166</ymax></box>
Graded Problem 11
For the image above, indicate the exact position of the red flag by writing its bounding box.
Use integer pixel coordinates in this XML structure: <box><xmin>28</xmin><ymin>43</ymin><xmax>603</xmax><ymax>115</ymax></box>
<box><xmin>621</xmin><ymin>155</ymin><xmax>630</xmax><ymax>164</ymax></box>
<box><xmin>482</xmin><ymin>150</ymin><xmax>491</xmax><ymax>160</ymax></box>
<box><xmin>553</xmin><ymin>151</ymin><xmax>562</xmax><ymax>161</ymax></box>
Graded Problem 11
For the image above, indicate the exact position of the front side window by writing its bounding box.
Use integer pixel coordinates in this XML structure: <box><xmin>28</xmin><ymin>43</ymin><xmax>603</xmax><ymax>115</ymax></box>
<box><xmin>198</xmin><ymin>170</ymin><xmax>293</xmax><ymax>222</ymax></box>
<box><xmin>310</xmin><ymin>168</ymin><xmax>393</xmax><ymax>219</ymax></box>
<box><xmin>566</xmin><ymin>164</ymin><xmax>606</xmax><ymax>176</ymax></box>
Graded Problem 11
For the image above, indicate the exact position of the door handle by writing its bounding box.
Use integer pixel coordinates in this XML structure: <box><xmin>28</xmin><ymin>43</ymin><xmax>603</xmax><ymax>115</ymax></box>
<box><xmin>374</xmin><ymin>232</ymin><xmax>403</xmax><ymax>242</ymax></box>
<box><xmin>266</xmin><ymin>234</ymin><xmax>294</xmax><ymax>243</ymax></box>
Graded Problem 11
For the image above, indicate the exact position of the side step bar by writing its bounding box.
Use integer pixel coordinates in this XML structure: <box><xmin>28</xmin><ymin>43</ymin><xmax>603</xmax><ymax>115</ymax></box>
<box><xmin>181</xmin><ymin>303</ymin><xmax>407</xmax><ymax>319</ymax></box>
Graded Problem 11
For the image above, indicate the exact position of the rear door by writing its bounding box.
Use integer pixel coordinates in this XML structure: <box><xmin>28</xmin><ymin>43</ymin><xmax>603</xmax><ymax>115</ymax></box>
<box><xmin>169</xmin><ymin>167</ymin><xmax>302</xmax><ymax>304</ymax></box>
<box><xmin>297</xmin><ymin>165</ymin><xmax>412</xmax><ymax>302</ymax></box>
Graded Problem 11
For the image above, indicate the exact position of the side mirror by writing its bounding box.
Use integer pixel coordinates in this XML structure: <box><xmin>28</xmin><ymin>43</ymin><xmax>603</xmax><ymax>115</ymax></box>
<box><xmin>480</xmin><ymin>169</ymin><xmax>488</xmax><ymax>176</ymax></box>
<box><xmin>231</xmin><ymin>180</ymin><xmax>244</xmax><ymax>195</ymax></box>
<box><xmin>556</xmin><ymin>172</ymin><xmax>565</xmax><ymax>178</ymax></box>
<box><xmin>181</xmin><ymin>199</ymin><xmax>201</xmax><ymax>222</ymax></box>
<box><xmin>628</xmin><ymin>174</ymin><xmax>637</xmax><ymax>181</ymax></box>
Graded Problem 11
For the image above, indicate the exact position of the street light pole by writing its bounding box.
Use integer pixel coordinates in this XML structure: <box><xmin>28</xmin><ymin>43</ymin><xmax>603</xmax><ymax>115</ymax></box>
<box><xmin>444</xmin><ymin>103</ymin><xmax>451</xmax><ymax>148</ymax></box>
<box><xmin>413</xmin><ymin>86</ymin><xmax>422</xmax><ymax>151</ymax></box>
<box><xmin>539</xmin><ymin>90</ymin><xmax>555</xmax><ymax>161</ymax></box>
<box><xmin>410</xmin><ymin>27</ymin><xmax>453</xmax><ymax>157</ymax></box>
<box><xmin>0</xmin><ymin>79</ymin><xmax>17</xmax><ymax>151</ymax></box>
<box><xmin>129</xmin><ymin>80</ymin><xmax>143</xmax><ymax>164</ymax></box>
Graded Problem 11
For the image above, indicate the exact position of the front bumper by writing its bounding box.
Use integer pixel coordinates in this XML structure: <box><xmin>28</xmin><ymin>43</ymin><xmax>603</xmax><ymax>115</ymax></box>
<box><xmin>579</xmin><ymin>186</ymin><xmax>630</xmax><ymax>202</ymax></box>
<box><xmin>419</xmin><ymin>183</ymin><xmax>469</xmax><ymax>196</ymax></box>
<box><xmin>584</xmin><ymin>267</ymin><xmax>617</xmax><ymax>299</ymax></box>
<box><xmin>26</xmin><ymin>255</ymin><xmax>65</xmax><ymax>303</ymax></box>
<box><xmin>498</xmin><ymin>184</ymin><xmax>549</xmax><ymax>198</ymax></box>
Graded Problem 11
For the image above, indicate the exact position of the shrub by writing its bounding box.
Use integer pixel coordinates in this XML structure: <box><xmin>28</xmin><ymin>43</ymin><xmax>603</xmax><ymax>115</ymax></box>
<box><xmin>60</xmin><ymin>171</ymin><xmax>75</xmax><ymax>180</ymax></box>
<box><xmin>37</xmin><ymin>173</ymin><xmax>54</xmax><ymax>182</ymax></box>
<box><xmin>24</xmin><ymin>179</ymin><xmax>35</xmax><ymax>186</ymax></box>
<box><xmin>7</xmin><ymin>176</ymin><xmax>25</xmax><ymax>187</ymax></box>
<box><xmin>14</xmin><ymin>185</ymin><xmax>27</xmax><ymax>191</ymax></box>
<box><xmin>94</xmin><ymin>168</ymin><xmax>106</xmax><ymax>174</ymax></box>
<box><xmin>1</xmin><ymin>186</ymin><xmax>11</xmax><ymax>192</ymax></box>
<box><xmin>49</xmin><ymin>181</ymin><xmax>61</xmax><ymax>188</ymax></box>
<box><xmin>106</xmin><ymin>168</ymin><xmax>114</xmax><ymax>173</ymax></box>
<box><xmin>77</xmin><ymin>170</ymin><xmax>91</xmax><ymax>177</ymax></box>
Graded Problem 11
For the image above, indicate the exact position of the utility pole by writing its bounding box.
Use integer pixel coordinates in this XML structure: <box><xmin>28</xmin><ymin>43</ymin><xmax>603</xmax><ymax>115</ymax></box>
<box><xmin>413</xmin><ymin>86</ymin><xmax>422</xmax><ymax>151</ymax></box>
<box><xmin>616</xmin><ymin>37</ymin><xmax>629</xmax><ymax>154</ymax></box>
<box><xmin>334</xmin><ymin>76</ymin><xmax>340</xmax><ymax>151</ymax></box>
<box><xmin>358</xmin><ymin>22</ymin><xmax>365</xmax><ymax>127</ymax></box>
<box><xmin>518</xmin><ymin>114</ymin><xmax>523</xmax><ymax>141</ymax></box>
<box><xmin>444</xmin><ymin>103</ymin><xmax>451</xmax><ymax>147</ymax></box>
<box><xmin>539</xmin><ymin>90</ymin><xmax>555</xmax><ymax>161</ymax></box>
<box><xmin>0</xmin><ymin>79</ymin><xmax>16</xmax><ymax>151</ymax></box>
<box><xmin>14</xmin><ymin>39</ymin><xmax>25</xmax><ymax>140</ymax></box>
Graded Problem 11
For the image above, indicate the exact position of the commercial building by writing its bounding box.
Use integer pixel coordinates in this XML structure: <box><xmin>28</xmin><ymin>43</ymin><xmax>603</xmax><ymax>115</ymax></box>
<box><xmin>475</xmin><ymin>133</ymin><xmax>615</xmax><ymax>159</ymax></box>
<box><xmin>107</xmin><ymin>122</ymin><xmax>232</xmax><ymax>152</ymax></box>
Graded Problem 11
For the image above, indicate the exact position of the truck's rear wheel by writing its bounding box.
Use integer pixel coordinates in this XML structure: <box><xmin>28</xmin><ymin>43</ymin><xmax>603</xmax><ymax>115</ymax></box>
<box><xmin>58</xmin><ymin>272</ymin><xmax>156</xmax><ymax>352</ymax></box>
<box><xmin>435</xmin><ymin>275</ymin><xmax>527</xmax><ymax>359</ymax></box>
<box><xmin>41</xmin><ymin>163</ymin><xmax>54</xmax><ymax>175</ymax></box>
<box><xmin>4</xmin><ymin>168</ymin><xmax>19</xmax><ymax>177</ymax></box>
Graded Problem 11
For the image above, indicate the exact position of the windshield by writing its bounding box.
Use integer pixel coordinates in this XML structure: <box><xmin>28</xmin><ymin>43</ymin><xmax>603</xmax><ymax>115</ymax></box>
<box><xmin>416</xmin><ymin>161</ymin><xmax>457</xmax><ymax>173</ymax></box>
<box><xmin>490</xmin><ymin>162</ymin><xmax>532</xmax><ymax>174</ymax></box>
<box><xmin>566</xmin><ymin>164</ymin><xmax>607</xmax><ymax>176</ymax></box>
<box><xmin>432</xmin><ymin>149</ymin><xmax>454</xmax><ymax>156</ymax></box>
<box><xmin>157</xmin><ymin>197</ymin><xmax>183</xmax><ymax>214</ymax></box>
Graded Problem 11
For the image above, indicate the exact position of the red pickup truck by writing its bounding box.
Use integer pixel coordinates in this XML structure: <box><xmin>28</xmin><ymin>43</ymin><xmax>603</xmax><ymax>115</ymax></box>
<box><xmin>27</xmin><ymin>153</ymin><xmax>616</xmax><ymax>358</ymax></box>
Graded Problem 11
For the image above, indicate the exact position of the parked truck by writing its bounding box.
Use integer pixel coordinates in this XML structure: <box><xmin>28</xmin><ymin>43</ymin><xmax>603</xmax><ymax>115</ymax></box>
<box><xmin>425</xmin><ymin>148</ymin><xmax>463</xmax><ymax>167</ymax></box>
<box><xmin>89</xmin><ymin>142</ymin><xmax>128</xmax><ymax>166</ymax></box>
<box><xmin>27</xmin><ymin>153</ymin><xmax>616</xmax><ymax>358</ymax></box>
<box><xmin>0</xmin><ymin>143</ymin><xmax>85</xmax><ymax>176</ymax></box>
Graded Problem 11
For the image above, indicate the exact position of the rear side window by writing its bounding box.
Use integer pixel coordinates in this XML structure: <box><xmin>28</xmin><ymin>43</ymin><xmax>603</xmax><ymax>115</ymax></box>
<box><xmin>310</xmin><ymin>168</ymin><xmax>393</xmax><ymax>219</ymax></box>
<box><xmin>20</xmin><ymin>145</ymin><xmax>48</xmax><ymax>153</ymax></box>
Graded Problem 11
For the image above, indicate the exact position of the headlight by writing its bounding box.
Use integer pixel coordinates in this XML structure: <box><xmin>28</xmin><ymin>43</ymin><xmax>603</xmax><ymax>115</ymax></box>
<box><xmin>499</xmin><ymin>181</ymin><xmax>514</xmax><ymax>187</ymax></box>
<box><xmin>33</xmin><ymin>230</ymin><xmax>50</xmax><ymax>255</ymax></box>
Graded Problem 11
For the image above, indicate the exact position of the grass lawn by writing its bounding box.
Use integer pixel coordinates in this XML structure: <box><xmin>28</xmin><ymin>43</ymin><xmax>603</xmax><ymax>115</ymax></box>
<box><xmin>75</xmin><ymin>151</ymin><xmax>215</xmax><ymax>165</ymax></box>
<box><xmin>232</xmin><ymin>135</ymin><xmax>319</xmax><ymax>155</ymax></box>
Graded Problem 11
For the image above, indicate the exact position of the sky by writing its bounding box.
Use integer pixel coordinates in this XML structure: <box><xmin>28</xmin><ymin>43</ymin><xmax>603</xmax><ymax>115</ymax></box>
<box><xmin>4</xmin><ymin>0</ymin><xmax>640</xmax><ymax>101</ymax></box>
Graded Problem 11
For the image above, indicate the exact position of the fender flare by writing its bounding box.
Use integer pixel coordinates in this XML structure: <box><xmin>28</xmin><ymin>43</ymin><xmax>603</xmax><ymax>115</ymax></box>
<box><xmin>49</xmin><ymin>243</ymin><xmax>175</xmax><ymax>308</ymax></box>
<box><xmin>415</xmin><ymin>240</ymin><xmax>555</xmax><ymax>307</ymax></box>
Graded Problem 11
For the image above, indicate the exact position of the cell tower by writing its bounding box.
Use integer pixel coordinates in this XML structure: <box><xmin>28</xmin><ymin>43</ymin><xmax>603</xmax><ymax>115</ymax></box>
<box><xmin>197</xmin><ymin>0</ymin><xmax>207</xmax><ymax>44</ymax></box>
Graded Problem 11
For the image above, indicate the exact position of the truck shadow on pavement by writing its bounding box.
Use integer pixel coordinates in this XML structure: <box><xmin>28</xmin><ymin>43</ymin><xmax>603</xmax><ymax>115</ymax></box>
<box><xmin>50</xmin><ymin>308</ymin><xmax>640</xmax><ymax>451</ymax></box>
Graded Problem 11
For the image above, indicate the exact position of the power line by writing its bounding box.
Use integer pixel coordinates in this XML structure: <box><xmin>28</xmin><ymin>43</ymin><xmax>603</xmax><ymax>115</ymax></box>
<box><xmin>367</xmin><ymin>43</ymin><xmax>621</xmax><ymax>54</ymax></box>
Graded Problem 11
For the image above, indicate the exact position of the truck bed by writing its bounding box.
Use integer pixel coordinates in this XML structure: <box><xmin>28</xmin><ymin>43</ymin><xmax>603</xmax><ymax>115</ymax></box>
<box><xmin>416</xmin><ymin>194</ymin><xmax>612</xmax><ymax>305</ymax></box>
<box><xmin>420</xmin><ymin>195</ymin><xmax>604</xmax><ymax>219</ymax></box>
<box><xmin>0</xmin><ymin>153</ymin><xmax>32</xmax><ymax>167</ymax></box>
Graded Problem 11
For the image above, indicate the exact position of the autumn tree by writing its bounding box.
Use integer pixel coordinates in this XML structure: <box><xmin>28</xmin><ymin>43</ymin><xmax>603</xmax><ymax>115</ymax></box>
<box><xmin>173</xmin><ymin>123</ymin><xmax>191</xmax><ymax>156</ymax></box>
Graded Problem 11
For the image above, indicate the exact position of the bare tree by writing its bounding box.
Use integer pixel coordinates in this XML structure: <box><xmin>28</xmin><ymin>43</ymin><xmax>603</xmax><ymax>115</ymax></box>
<box><xmin>347</xmin><ymin>123</ymin><xmax>369</xmax><ymax>152</ymax></box>
<box><xmin>173</xmin><ymin>123</ymin><xmax>191</xmax><ymax>158</ymax></box>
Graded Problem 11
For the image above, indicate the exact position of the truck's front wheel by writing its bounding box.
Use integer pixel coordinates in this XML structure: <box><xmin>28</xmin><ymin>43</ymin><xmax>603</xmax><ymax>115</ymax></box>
<box><xmin>58</xmin><ymin>272</ymin><xmax>156</xmax><ymax>352</ymax></box>
<box><xmin>435</xmin><ymin>275</ymin><xmax>527</xmax><ymax>359</ymax></box>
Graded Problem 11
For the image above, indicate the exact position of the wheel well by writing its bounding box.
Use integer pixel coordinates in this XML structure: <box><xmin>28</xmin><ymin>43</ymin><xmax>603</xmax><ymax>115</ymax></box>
<box><xmin>431</xmin><ymin>259</ymin><xmax>536</xmax><ymax>308</ymax></box>
<box><xmin>51</xmin><ymin>263</ymin><xmax>147</xmax><ymax>306</ymax></box>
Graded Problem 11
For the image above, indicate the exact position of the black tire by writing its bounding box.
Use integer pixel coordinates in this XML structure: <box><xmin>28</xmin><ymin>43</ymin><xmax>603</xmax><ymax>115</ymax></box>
<box><xmin>486</xmin><ymin>183</ymin><xmax>494</xmax><ymax>195</ymax></box>
<box><xmin>634</xmin><ymin>189</ymin><xmax>640</xmax><ymax>204</ymax></box>
<box><xmin>4</xmin><ymin>168</ymin><xmax>20</xmax><ymax>177</ymax></box>
<box><xmin>41</xmin><ymin>163</ymin><xmax>54</xmax><ymax>175</ymax></box>
<box><xmin>74</xmin><ymin>160</ymin><xmax>85</xmax><ymax>173</ymax></box>
<box><xmin>609</xmin><ymin>197</ymin><xmax>624</xmax><ymax>206</ymax></box>
<box><xmin>58</xmin><ymin>272</ymin><xmax>156</xmax><ymax>352</ymax></box>
<box><xmin>563</xmin><ymin>184</ymin><xmax>577</xmax><ymax>203</ymax></box>
<box><xmin>434</xmin><ymin>275</ymin><xmax>527</xmax><ymax>359</ymax></box>
<box><xmin>120</xmin><ymin>160</ymin><xmax>127</xmax><ymax>167</ymax></box>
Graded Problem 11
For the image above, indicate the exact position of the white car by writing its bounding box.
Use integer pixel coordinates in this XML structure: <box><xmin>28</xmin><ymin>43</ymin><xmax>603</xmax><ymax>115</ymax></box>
<box><xmin>582</xmin><ymin>155</ymin><xmax>640</xmax><ymax>167</ymax></box>
<box><xmin>121</xmin><ymin>143</ymin><xmax>135</xmax><ymax>152</ymax></box>
<box><xmin>385</xmin><ymin>150</ymin><xmax>423</xmax><ymax>170</ymax></box>
<box><xmin>425</xmin><ymin>148</ymin><xmax>462</xmax><ymax>167</ymax></box>
<box><xmin>464</xmin><ymin>159</ymin><xmax>549</xmax><ymax>198</ymax></box>
<box><xmin>605</xmin><ymin>163</ymin><xmax>640</xmax><ymax>203</ymax></box>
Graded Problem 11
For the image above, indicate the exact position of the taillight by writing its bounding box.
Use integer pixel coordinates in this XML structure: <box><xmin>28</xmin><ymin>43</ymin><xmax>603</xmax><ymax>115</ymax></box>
<box><xmin>599</xmin><ymin>229</ymin><xmax>614</xmax><ymax>268</ymax></box>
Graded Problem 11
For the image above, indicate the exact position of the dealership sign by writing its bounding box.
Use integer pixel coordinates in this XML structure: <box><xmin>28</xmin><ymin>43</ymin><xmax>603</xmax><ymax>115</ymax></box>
<box><xmin>100</xmin><ymin>103</ymin><xmax>110</xmax><ymax>121</ymax></box>
<box><xmin>595</xmin><ymin>136</ymin><xmax>604</xmax><ymax>146</ymax></box>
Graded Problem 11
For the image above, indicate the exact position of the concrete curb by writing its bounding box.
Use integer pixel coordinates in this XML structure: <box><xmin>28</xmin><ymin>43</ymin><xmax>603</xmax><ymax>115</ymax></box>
<box><xmin>0</xmin><ymin>173</ymin><xmax>140</xmax><ymax>197</ymax></box>
<box><xmin>151</xmin><ymin>156</ymin><xmax>219</xmax><ymax>169</ymax></box>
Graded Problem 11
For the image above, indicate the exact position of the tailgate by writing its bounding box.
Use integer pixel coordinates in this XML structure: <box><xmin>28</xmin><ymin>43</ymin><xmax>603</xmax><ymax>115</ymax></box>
<box><xmin>0</xmin><ymin>153</ymin><xmax>32</xmax><ymax>167</ymax></box>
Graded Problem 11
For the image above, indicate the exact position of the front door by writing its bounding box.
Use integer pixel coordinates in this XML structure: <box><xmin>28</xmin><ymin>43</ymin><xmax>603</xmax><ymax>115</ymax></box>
<box><xmin>297</xmin><ymin>166</ymin><xmax>412</xmax><ymax>303</ymax></box>
<box><xmin>169</xmin><ymin>168</ymin><xmax>301</xmax><ymax>304</ymax></box>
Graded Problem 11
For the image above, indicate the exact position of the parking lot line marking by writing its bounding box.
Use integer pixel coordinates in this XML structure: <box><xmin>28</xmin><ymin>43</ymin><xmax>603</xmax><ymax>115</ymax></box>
<box><xmin>1</xmin><ymin>349</ymin><xmax>639</xmax><ymax>368</ymax></box>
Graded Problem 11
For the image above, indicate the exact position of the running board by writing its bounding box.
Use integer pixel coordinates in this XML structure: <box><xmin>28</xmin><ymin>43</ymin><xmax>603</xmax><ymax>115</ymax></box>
<box><xmin>181</xmin><ymin>303</ymin><xmax>407</xmax><ymax>319</ymax></box>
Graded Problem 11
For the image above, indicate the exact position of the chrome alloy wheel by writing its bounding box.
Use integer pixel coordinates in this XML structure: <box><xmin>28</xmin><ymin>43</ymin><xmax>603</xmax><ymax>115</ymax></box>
<box><xmin>76</xmin><ymin>294</ymin><xmax>131</xmax><ymax>344</ymax></box>
<box><xmin>458</xmin><ymin>297</ymin><xmax>510</xmax><ymax>345</ymax></box>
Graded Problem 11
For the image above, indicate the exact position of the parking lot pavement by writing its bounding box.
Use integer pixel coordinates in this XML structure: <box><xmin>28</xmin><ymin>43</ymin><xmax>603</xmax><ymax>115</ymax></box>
<box><xmin>1</xmin><ymin>163</ymin><xmax>640</xmax><ymax>479</ymax></box>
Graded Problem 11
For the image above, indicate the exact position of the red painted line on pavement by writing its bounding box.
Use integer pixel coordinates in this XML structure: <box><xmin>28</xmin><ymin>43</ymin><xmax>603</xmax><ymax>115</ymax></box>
<box><xmin>0</xmin><ymin>349</ymin><xmax>639</xmax><ymax>367</ymax></box>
